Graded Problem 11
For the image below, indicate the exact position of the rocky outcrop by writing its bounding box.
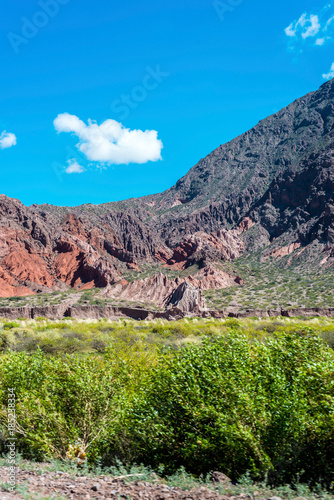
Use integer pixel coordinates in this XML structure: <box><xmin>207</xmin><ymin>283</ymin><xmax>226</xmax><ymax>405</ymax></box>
<box><xmin>193</xmin><ymin>265</ymin><xmax>243</xmax><ymax>289</ymax></box>
<box><xmin>1</xmin><ymin>305</ymin><xmax>334</xmax><ymax>321</ymax></box>
<box><xmin>0</xmin><ymin>265</ymin><xmax>34</xmax><ymax>298</ymax></box>
<box><xmin>263</xmin><ymin>242</ymin><xmax>302</xmax><ymax>260</ymax></box>
<box><xmin>2</xmin><ymin>249</ymin><xmax>53</xmax><ymax>287</ymax></box>
<box><xmin>319</xmin><ymin>244</ymin><xmax>334</xmax><ymax>267</ymax></box>
<box><xmin>101</xmin><ymin>265</ymin><xmax>241</xmax><ymax>310</ymax></box>
<box><xmin>238</xmin><ymin>217</ymin><xmax>255</xmax><ymax>233</ymax></box>
<box><xmin>101</xmin><ymin>273</ymin><xmax>180</xmax><ymax>306</ymax></box>
<box><xmin>165</xmin><ymin>281</ymin><xmax>207</xmax><ymax>314</ymax></box>
<box><xmin>0</xmin><ymin>196</ymin><xmax>124</xmax><ymax>296</ymax></box>
<box><xmin>167</xmin><ymin>230</ymin><xmax>244</xmax><ymax>269</ymax></box>
<box><xmin>247</xmin><ymin>147</ymin><xmax>334</xmax><ymax>247</ymax></box>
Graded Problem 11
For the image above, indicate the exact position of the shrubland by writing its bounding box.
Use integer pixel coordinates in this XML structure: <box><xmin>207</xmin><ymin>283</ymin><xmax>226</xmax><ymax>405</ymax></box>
<box><xmin>0</xmin><ymin>317</ymin><xmax>334</xmax><ymax>490</ymax></box>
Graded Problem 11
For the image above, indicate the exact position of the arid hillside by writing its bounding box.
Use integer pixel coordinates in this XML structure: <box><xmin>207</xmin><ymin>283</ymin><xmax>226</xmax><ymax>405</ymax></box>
<box><xmin>1</xmin><ymin>79</ymin><xmax>334</xmax><ymax>310</ymax></box>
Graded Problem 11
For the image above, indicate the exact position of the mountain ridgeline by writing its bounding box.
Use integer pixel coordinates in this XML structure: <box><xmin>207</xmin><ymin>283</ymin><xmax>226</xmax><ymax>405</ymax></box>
<box><xmin>0</xmin><ymin>79</ymin><xmax>334</xmax><ymax>302</ymax></box>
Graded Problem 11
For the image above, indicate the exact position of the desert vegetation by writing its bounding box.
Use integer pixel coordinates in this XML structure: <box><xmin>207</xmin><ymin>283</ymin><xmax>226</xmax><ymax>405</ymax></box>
<box><xmin>1</xmin><ymin>317</ymin><xmax>334</xmax><ymax>494</ymax></box>
<box><xmin>204</xmin><ymin>249</ymin><xmax>334</xmax><ymax>310</ymax></box>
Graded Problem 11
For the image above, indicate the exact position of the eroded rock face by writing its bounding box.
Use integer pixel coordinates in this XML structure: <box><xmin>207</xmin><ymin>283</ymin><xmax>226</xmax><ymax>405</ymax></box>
<box><xmin>101</xmin><ymin>272</ymin><xmax>182</xmax><ymax>306</ymax></box>
<box><xmin>193</xmin><ymin>265</ymin><xmax>243</xmax><ymax>289</ymax></box>
<box><xmin>167</xmin><ymin>230</ymin><xmax>244</xmax><ymax>269</ymax></box>
<box><xmin>104</xmin><ymin>275</ymin><xmax>208</xmax><ymax>314</ymax></box>
<box><xmin>0</xmin><ymin>265</ymin><xmax>34</xmax><ymax>298</ymax></box>
<box><xmin>165</xmin><ymin>281</ymin><xmax>207</xmax><ymax>313</ymax></box>
<box><xmin>238</xmin><ymin>217</ymin><xmax>255</xmax><ymax>233</ymax></box>
<box><xmin>248</xmin><ymin>147</ymin><xmax>334</xmax><ymax>246</ymax></box>
<box><xmin>0</xmin><ymin>196</ymin><xmax>121</xmax><ymax>296</ymax></box>
<box><xmin>102</xmin><ymin>266</ymin><xmax>240</xmax><ymax>310</ymax></box>
<box><xmin>2</xmin><ymin>249</ymin><xmax>53</xmax><ymax>287</ymax></box>
<box><xmin>0</xmin><ymin>195</ymin><xmax>244</xmax><ymax>298</ymax></box>
<box><xmin>263</xmin><ymin>242</ymin><xmax>302</xmax><ymax>260</ymax></box>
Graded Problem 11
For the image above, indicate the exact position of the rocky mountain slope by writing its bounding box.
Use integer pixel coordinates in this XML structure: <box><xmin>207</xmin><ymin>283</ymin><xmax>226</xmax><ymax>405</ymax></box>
<box><xmin>0</xmin><ymin>194</ymin><xmax>244</xmax><ymax>301</ymax></box>
<box><xmin>1</xmin><ymin>79</ymin><xmax>334</xmax><ymax>308</ymax></box>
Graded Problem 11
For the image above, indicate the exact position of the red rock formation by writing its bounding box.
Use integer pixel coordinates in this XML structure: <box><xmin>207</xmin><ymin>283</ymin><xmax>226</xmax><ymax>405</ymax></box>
<box><xmin>193</xmin><ymin>265</ymin><xmax>242</xmax><ymax>290</ymax></box>
<box><xmin>168</xmin><ymin>238</ymin><xmax>198</xmax><ymax>267</ymax></box>
<box><xmin>167</xmin><ymin>230</ymin><xmax>244</xmax><ymax>269</ymax></box>
<box><xmin>0</xmin><ymin>265</ymin><xmax>34</xmax><ymax>297</ymax></box>
<box><xmin>2</xmin><ymin>249</ymin><xmax>53</xmax><ymax>287</ymax></box>
<box><xmin>61</xmin><ymin>213</ymin><xmax>86</xmax><ymax>239</ymax></box>
<box><xmin>102</xmin><ymin>265</ymin><xmax>241</xmax><ymax>308</ymax></box>
<box><xmin>54</xmin><ymin>242</ymin><xmax>84</xmax><ymax>286</ymax></box>
<box><xmin>154</xmin><ymin>247</ymin><xmax>173</xmax><ymax>263</ymax></box>
<box><xmin>238</xmin><ymin>217</ymin><xmax>255</xmax><ymax>233</ymax></box>
<box><xmin>0</xmin><ymin>197</ymin><xmax>121</xmax><ymax>297</ymax></box>
<box><xmin>0</xmin><ymin>195</ymin><xmax>244</xmax><ymax>299</ymax></box>
<box><xmin>54</xmin><ymin>238</ymin><xmax>120</xmax><ymax>288</ymax></box>
<box><xmin>264</xmin><ymin>242</ymin><xmax>301</xmax><ymax>260</ymax></box>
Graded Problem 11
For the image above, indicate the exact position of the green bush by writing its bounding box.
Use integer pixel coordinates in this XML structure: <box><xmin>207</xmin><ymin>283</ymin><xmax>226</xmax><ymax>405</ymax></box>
<box><xmin>0</xmin><ymin>323</ymin><xmax>334</xmax><ymax>488</ymax></box>
<box><xmin>111</xmin><ymin>333</ymin><xmax>334</xmax><ymax>485</ymax></box>
<box><xmin>2</xmin><ymin>322</ymin><xmax>20</xmax><ymax>330</ymax></box>
<box><xmin>0</xmin><ymin>349</ymin><xmax>128</xmax><ymax>462</ymax></box>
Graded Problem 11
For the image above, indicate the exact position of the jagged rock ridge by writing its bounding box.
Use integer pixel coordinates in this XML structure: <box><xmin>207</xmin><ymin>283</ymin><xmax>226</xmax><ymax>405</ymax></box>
<box><xmin>1</xmin><ymin>79</ymin><xmax>334</xmax><ymax>300</ymax></box>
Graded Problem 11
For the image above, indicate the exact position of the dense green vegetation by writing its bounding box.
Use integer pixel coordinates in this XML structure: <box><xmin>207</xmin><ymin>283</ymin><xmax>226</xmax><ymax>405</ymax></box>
<box><xmin>0</xmin><ymin>317</ymin><xmax>334</xmax><ymax>489</ymax></box>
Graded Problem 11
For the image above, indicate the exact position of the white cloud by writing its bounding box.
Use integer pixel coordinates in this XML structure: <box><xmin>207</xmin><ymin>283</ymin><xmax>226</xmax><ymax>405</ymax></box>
<box><xmin>54</xmin><ymin>113</ymin><xmax>163</xmax><ymax>165</ymax></box>
<box><xmin>285</xmin><ymin>8</ymin><xmax>334</xmax><ymax>47</ymax></box>
<box><xmin>323</xmin><ymin>62</ymin><xmax>334</xmax><ymax>79</ymax></box>
<box><xmin>285</xmin><ymin>13</ymin><xmax>307</xmax><ymax>38</ymax></box>
<box><xmin>302</xmin><ymin>14</ymin><xmax>320</xmax><ymax>38</ymax></box>
<box><xmin>285</xmin><ymin>23</ymin><xmax>297</xmax><ymax>37</ymax></box>
<box><xmin>285</xmin><ymin>13</ymin><xmax>320</xmax><ymax>40</ymax></box>
<box><xmin>0</xmin><ymin>130</ymin><xmax>17</xmax><ymax>149</ymax></box>
<box><xmin>325</xmin><ymin>15</ymin><xmax>334</xmax><ymax>29</ymax></box>
<box><xmin>65</xmin><ymin>158</ymin><xmax>85</xmax><ymax>174</ymax></box>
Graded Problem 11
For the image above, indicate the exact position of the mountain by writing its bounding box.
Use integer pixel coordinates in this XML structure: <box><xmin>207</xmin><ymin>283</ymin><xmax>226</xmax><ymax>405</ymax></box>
<box><xmin>0</xmin><ymin>79</ymin><xmax>334</xmax><ymax>308</ymax></box>
<box><xmin>145</xmin><ymin>77</ymin><xmax>334</xmax><ymax>245</ymax></box>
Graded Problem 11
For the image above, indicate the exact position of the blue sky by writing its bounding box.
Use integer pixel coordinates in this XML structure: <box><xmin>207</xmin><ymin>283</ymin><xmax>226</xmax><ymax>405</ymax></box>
<box><xmin>0</xmin><ymin>0</ymin><xmax>333</xmax><ymax>207</ymax></box>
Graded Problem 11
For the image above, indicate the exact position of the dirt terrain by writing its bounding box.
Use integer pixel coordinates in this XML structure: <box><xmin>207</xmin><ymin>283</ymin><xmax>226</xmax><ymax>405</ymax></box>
<box><xmin>0</xmin><ymin>464</ymin><xmax>309</xmax><ymax>500</ymax></box>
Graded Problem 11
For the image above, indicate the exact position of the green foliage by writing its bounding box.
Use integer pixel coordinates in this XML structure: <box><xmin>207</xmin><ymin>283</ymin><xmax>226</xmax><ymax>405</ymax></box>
<box><xmin>1</xmin><ymin>318</ymin><xmax>334</xmax><ymax>489</ymax></box>
<box><xmin>3</xmin><ymin>321</ymin><xmax>20</xmax><ymax>330</ymax></box>
<box><xmin>0</xmin><ymin>349</ymin><xmax>128</xmax><ymax>462</ymax></box>
<box><xmin>112</xmin><ymin>333</ymin><xmax>334</xmax><ymax>485</ymax></box>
